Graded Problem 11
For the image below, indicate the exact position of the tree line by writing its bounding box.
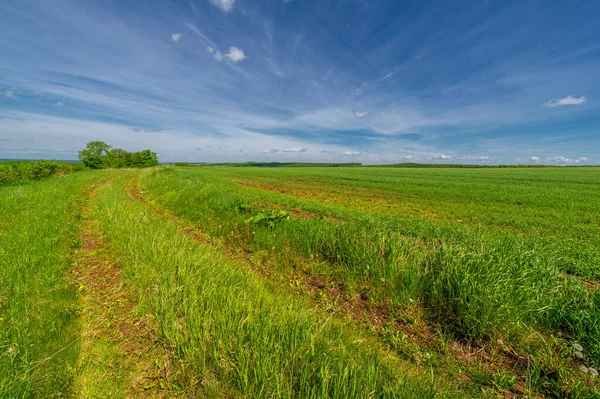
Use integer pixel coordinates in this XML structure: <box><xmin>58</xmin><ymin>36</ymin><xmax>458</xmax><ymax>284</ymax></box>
<box><xmin>78</xmin><ymin>141</ymin><xmax>158</xmax><ymax>169</ymax></box>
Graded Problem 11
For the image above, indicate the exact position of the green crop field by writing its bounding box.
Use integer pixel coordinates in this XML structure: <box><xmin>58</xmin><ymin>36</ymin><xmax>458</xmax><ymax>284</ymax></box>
<box><xmin>1</xmin><ymin>164</ymin><xmax>599</xmax><ymax>398</ymax></box>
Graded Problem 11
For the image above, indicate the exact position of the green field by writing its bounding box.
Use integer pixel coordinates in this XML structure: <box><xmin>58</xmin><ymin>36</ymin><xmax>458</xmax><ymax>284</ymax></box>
<box><xmin>1</xmin><ymin>165</ymin><xmax>599</xmax><ymax>397</ymax></box>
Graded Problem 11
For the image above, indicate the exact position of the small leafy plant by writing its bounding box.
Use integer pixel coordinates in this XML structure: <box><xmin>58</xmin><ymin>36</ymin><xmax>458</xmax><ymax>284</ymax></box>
<box><xmin>245</xmin><ymin>209</ymin><xmax>291</xmax><ymax>229</ymax></box>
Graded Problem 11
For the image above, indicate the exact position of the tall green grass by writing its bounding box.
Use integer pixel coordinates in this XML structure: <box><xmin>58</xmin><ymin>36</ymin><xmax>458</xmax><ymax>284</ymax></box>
<box><xmin>0</xmin><ymin>171</ymin><xmax>105</xmax><ymax>396</ymax></box>
<box><xmin>139</xmin><ymin>167</ymin><xmax>600</xmax><ymax>372</ymax></box>
<box><xmin>93</xmin><ymin>175</ymin><xmax>459</xmax><ymax>398</ymax></box>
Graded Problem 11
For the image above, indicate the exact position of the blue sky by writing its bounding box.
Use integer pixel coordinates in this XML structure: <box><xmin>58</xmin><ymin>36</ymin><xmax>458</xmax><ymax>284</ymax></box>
<box><xmin>1</xmin><ymin>0</ymin><xmax>599</xmax><ymax>164</ymax></box>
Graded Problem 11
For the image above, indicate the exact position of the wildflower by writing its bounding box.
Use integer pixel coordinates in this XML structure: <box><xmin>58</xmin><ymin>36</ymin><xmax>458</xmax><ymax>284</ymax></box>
<box><xmin>380</xmin><ymin>277</ymin><xmax>386</xmax><ymax>283</ymax></box>
<box><xmin>6</xmin><ymin>347</ymin><xmax>16</xmax><ymax>357</ymax></box>
<box><xmin>573</xmin><ymin>342</ymin><xmax>584</xmax><ymax>352</ymax></box>
<box><xmin>574</xmin><ymin>351</ymin><xmax>584</xmax><ymax>359</ymax></box>
<box><xmin>589</xmin><ymin>368</ymin><xmax>599</xmax><ymax>377</ymax></box>
<box><xmin>409</xmin><ymin>298</ymin><xmax>415</xmax><ymax>303</ymax></box>
<box><xmin>580</xmin><ymin>365</ymin><xmax>588</xmax><ymax>373</ymax></box>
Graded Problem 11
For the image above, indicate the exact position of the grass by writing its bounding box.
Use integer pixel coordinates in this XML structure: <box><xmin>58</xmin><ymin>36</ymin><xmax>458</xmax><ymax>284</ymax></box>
<box><xmin>93</xmin><ymin>173</ymin><xmax>453</xmax><ymax>398</ymax></box>
<box><xmin>0</xmin><ymin>171</ymin><xmax>106</xmax><ymax>396</ymax></box>
<box><xmin>2</xmin><ymin>164</ymin><xmax>599</xmax><ymax>397</ymax></box>
<box><xmin>138</xmin><ymin>166</ymin><xmax>600</xmax><ymax>396</ymax></box>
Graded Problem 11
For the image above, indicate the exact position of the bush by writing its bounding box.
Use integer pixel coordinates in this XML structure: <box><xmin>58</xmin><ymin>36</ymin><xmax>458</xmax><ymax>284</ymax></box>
<box><xmin>0</xmin><ymin>160</ymin><xmax>74</xmax><ymax>185</ymax></box>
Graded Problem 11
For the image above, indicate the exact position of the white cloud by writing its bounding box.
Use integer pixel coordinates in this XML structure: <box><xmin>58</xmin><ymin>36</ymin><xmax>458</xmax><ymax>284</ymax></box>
<box><xmin>432</xmin><ymin>154</ymin><xmax>451</xmax><ymax>160</ymax></box>
<box><xmin>530</xmin><ymin>156</ymin><xmax>539</xmax><ymax>161</ymax></box>
<box><xmin>546</xmin><ymin>156</ymin><xmax>572</xmax><ymax>163</ymax></box>
<box><xmin>283</xmin><ymin>146</ymin><xmax>307</xmax><ymax>153</ymax></box>
<box><xmin>171</xmin><ymin>33</ymin><xmax>183</xmax><ymax>43</ymax></box>
<box><xmin>403</xmin><ymin>155</ymin><xmax>413</xmax><ymax>159</ymax></box>
<box><xmin>262</xmin><ymin>148</ymin><xmax>279</xmax><ymax>153</ymax></box>
<box><xmin>354</xmin><ymin>111</ymin><xmax>368</xmax><ymax>118</ymax></box>
<box><xmin>544</xmin><ymin>95</ymin><xmax>586</xmax><ymax>108</ymax></box>
<box><xmin>4</xmin><ymin>90</ymin><xmax>16</xmax><ymax>98</ymax></box>
<box><xmin>477</xmin><ymin>156</ymin><xmax>490</xmax><ymax>161</ymax></box>
<box><xmin>207</xmin><ymin>47</ymin><xmax>224</xmax><ymax>61</ymax></box>
<box><xmin>225</xmin><ymin>47</ymin><xmax>245</xmax><ymax>62</ymax></box>
<box><xmin>207</xmin><ymin>46</ymin><xmax>245</xmax><ymax>62</ymax></box>
<box><xmin>343</xmin><ymin>151</ymin><xmax>360</xmax><ymax>156</ymax></box>
<box><xmin>209</xmin><ymin>0</ymin><xmax>235</xmax><ymax>12</ymax></box>
<box><xmin>56</xmin><ymin>101</ymin><xmax>64</xmax><ymax>107</ymax></box>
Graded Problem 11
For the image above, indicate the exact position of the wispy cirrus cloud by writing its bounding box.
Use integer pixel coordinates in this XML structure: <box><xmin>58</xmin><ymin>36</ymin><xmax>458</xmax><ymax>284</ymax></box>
<box><xmin>209</xmin><ymin>0</ymin><xmax>235</xmax><ymax>12</ymax></box>
<box><xmin>1</xmin><ymin>0</ymin><xmax>599</xmax><ymax>164</ymax></box>
<box><xmin>544</xmin><ymin>95</ymin><xmax>586</xmax><ymax>108</ymax></box>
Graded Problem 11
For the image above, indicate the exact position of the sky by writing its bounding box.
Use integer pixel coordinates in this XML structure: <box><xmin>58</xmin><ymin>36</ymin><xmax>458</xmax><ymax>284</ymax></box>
<box><xmin>1</xmin><ymin>0</ymin><xmax>599</xmax><ymax>164</ymax></box>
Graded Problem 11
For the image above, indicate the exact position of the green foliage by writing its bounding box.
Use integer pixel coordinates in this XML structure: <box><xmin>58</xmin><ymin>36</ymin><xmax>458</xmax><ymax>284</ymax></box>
<box><xmin>245</xmin><ymin>209</ymin><xmax>291</xmax><ymax>229</ymax></box>
<box><xmin>0</xmin><ymin>160</ymin><xmax>74</xmax><ymax>185</ymax></box>
<box><xmin>78</xmin><ymin>141</ymin><xmax>158</xmax><ymax>169</ymax></box>
<box><xmin>174</xmin><ymin>162</ymin><xmax>190</xmax><ymax>167</ymax></box>
<box><xmin>78</xmin><ymin>141</ymin><xmax>112</xmax><ymax>169</ymax></box>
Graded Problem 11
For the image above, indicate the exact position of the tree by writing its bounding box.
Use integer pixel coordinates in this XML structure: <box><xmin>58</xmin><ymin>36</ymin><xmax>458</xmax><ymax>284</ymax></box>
<box><xmin>105</xmin><ymin>148</ymin><xmax>132</xmax><ymax>168</ymax></box>
<box><xmin>131</xmin><ymin>149</ymin><xmax>159</xmax><ymax>168</ymax></box>
<box><xmin>78</xmin><ymin>141</ymin><xmax>112</xmax><ymax>169</ymax></box>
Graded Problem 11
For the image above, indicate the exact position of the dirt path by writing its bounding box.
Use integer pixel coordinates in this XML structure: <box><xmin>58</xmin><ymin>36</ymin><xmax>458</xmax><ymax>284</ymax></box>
<box><xmin>71</xmin><ymin>177</ymin><xmax>174</xmax><ymax>398</ymax></box>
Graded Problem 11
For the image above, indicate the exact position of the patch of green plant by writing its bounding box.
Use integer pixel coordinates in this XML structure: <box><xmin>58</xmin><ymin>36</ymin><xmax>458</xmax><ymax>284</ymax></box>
<box><xmin>245</xmin><ymin>208</ymin><xmax>291</xmax><ymax>229</ymax></box>
<box><xmin>0</xmin><ymin>160</ymin><xmax>75</xmax><ymax>185</ymax></box>
<box><xmin>492</xmin><ymin>371</ymin><xmax>517</xmax><ymax>391</ymax></box>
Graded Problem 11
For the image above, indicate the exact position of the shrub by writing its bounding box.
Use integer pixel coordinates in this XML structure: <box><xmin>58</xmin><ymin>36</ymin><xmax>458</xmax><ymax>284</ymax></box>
<box><xmin>0</xmin><ymin>160</ymin><xmax>74</xmax><ymax>185</ymax></box>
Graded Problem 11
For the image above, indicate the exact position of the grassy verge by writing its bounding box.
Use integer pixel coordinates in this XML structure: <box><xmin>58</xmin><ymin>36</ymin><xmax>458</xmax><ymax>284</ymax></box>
<box><xmin>138</xmin><ymin>167</ymin><xmax>600</xmax><ymax>397</ymax></box>
<box><xmin>0</xmin><ymin>171</ymin><xmax>106</xmax><ymax>396</ymax></box>
<box><xmin>93</xmin><ymin>173</ymin><xmax>462</xmax><ymax>398</ymax></box>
